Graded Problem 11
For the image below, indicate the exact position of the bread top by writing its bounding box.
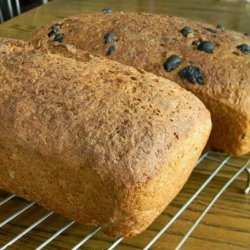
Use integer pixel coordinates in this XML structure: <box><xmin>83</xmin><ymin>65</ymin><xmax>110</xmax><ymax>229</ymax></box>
<box><xmin>31</xmin><ymin>12</ymin><xmax>250</xmax><ymax>118</ymax></box>
<box><xmin>0</xmin><ymin>39</ymin><xmax>210</xmax><ymax>187</ymax></box>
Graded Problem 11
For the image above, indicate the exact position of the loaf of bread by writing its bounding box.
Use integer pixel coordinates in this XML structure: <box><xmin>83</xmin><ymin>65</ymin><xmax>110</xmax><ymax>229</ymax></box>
<box><xmin>0</xmin><ymin>38</ymin><xmax>211</xmax><ymax>237</ymax></box>
<box><xmin>31</xmin><ymin>12</ymin><xmax>250</xmax><ymax>155</ymax></box>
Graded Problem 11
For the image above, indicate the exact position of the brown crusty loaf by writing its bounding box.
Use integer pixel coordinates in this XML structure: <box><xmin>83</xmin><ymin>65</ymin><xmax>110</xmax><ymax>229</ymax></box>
<box><xmin>31</xmin><ymin>12</ymin><xmax>250</xmax><ymax>155</ymax></box>
<box><xmin>0</xmin><ymin>38</ymin><xmax>211</xmax><ymax>237</ymax></box>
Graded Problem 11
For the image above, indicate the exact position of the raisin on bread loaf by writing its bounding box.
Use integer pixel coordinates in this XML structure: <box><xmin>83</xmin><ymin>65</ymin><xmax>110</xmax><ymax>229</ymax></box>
<box><xmin>31</xmin><ymin>12</ymin><xmax>250</xmax><ymax>155</ymax></box>
<box><xmin>0</xmin><ymin>39</ymin><xmax>211</xmax><ymax>237</ymax></box>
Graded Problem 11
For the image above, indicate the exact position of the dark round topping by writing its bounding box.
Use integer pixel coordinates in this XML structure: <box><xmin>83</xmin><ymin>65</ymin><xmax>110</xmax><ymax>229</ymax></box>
<box><xmin>237</xmin><ymin>44</ymin><xmax>250</xmax><ymax>55</ymax></box>
<box><xmin>180</xmin><ymin>27</ymin><xmax>194</xmax><ymax>37</ymax></box>
<box><xmin>244</xmin><ymin>32</ymin><xmax>250</xmax><ymax>37</ymax></box>
<box><xmin>106</xmin><ymin>45</ymin><xmax>115</xmax><ymax>56</ymax></box>
<box><xmin>104</xmin><ymin>32</ymin><xmax>117</xmax><ymax>44</ymax></box>
<box><xmin>192</xmin><ymin>40</ymin><xmax>201</xmax><ymax>46</ymax></box>
<box><xmin>197</xmin><ymin>41</ymin><xmax>215</xmax><ymax>53</ymax></box>
<box><xmin>163</xmin><ymin>55</ymin><xmax>182</xmax><ymax>72</ymax></box>
<box><xmin>48</xmin><ymin>29</ymin><xmax>55</xmax><ymax>38</ymax></box>
<box><xmin>206</xmin><ymin>28</ymin><xmax>217</xmax><ymax>33</ymax></box>
<box><xmin>48</xmin><ymin>25</ymin><xmax>60</xmax><ymax>37</ymax></box>
<box><xmin>179</xmin><ymin>66</ymin><xmax>204</xmax><ymax>85</ymax></box>
<box><xmin>53</xmin><ymin>33</ymin><xmax>64</xmax><ymax>42</ymax></box>
<box><xmin>102</xmin><ymin>8</ymin><xmax>112</xmax><ymax>14</ymax></box>
<box><xmin>216</xmin><ymin>24</ymin><xmax>225</xmax><ymax>31</ymax></box>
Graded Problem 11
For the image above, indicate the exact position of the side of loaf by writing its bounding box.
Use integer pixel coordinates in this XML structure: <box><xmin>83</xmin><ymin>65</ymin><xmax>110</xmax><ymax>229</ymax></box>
<box><xmin>0</xmin><ymin>39</ymin><xmax>211</xmax><ymax>237</ymax></box>
<box><xmin>31</xmin><ymin>12</ymin><xmax>250</xmax><ymax>155</ymax></box>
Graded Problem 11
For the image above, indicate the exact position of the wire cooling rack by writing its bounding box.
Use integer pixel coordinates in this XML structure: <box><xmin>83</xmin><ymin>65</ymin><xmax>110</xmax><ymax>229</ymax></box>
<box><xmin>0</xmin><ymin>151</ymin><xmax>249</xmax><ymax>250</ymax></box>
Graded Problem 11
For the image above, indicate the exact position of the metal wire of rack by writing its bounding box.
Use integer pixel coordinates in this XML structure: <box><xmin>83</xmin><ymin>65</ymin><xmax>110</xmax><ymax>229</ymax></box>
<box><xmin>0</xmin><ymin>151</ymin><xmax>249</xmax><ymax>250</ymax></box>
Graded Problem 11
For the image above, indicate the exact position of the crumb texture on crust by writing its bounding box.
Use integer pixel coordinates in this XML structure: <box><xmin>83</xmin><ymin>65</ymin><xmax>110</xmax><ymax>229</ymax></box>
<box><xmin>0</xmin><ymin>38</ymin><xmax>34</xmax><ymax>54</ymax></box>
<box><xmin>31</xmin><ymin>12</ymin><xmax>250</xmax><ymax>155</ymax></box>
<box><xmin>0</xmin><ymin>39</ymin><xmax>211</xmax><ymax>236</ymax></box>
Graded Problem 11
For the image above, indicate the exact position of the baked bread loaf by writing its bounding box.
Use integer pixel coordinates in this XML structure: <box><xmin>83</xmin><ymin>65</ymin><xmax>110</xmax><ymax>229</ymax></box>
<box><xmin>0</xmin><ymin>39</ymin><xmax>211</xmax><ymax>237</ymax></box>
<box><xmin>31</xmin><ymin>12</ymin><xmax>250</xmax><ymax>155</ymax></box>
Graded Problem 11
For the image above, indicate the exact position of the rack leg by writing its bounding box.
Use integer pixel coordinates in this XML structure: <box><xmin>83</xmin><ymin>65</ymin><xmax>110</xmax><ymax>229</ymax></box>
<box><xmin>245</xmin><ymin>167</ymin><xmax>250</xmax><ymax>194</ymax></box>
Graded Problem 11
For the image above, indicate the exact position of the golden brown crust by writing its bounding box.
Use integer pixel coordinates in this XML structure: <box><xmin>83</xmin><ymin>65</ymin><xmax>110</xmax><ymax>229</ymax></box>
<box><xmin>0</xmin><ymin>39</ymin><xmax>211</xmax><ymax>236</ymax></box>
<box><xmin>31</xmin><ymin>12</ymin><xmax>250</xmax><ymax>155</ymax></box>
<box><xmin>0</xmin><ymin>38</ymin><xmax>34</xmax><ymax>54</ymax></box>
